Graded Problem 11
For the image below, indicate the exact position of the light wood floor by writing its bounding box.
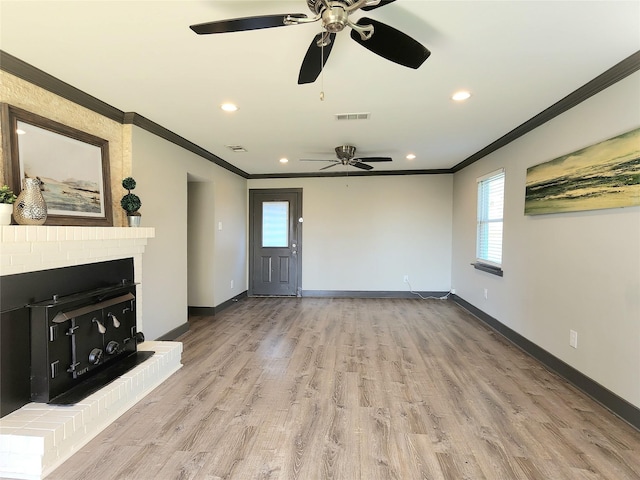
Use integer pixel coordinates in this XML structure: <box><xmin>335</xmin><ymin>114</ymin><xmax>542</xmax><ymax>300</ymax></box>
<box><xmin>48</xmin><ymin>297</ymin><xmax>640</xmax><ymax>480</ymax></box>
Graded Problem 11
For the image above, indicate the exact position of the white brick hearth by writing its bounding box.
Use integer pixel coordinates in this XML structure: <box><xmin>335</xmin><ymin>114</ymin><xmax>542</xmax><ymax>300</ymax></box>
<box><xmin>0</xmin><ymin>226</ymin><xmax>183</xmax><ymax>479</ymax></box>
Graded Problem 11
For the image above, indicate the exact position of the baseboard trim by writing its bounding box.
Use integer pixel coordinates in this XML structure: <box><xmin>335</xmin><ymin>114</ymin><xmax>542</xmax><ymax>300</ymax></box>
<box><xmin>155</xmin><ymin>322</ymin><xmax>189</xmax><ymax>341</ymax></box>
<box><xmin>188</xmin><ymin>306</ymin><xmax>215</xmax><ymax>316</ymax></box>
<box><xmin>301</xmin><ymin>290</ymin><xmax>449</xmax><ymax>299</ymax></box>
<box><xmin>452</xmin><ymin>295</ymin><xmax>640</xmax><ymax>431</ymax></box>
<box><xmin>188</xmin><ymin>291</ymin><xmax>248</xmax><ymax>317</ymax></box>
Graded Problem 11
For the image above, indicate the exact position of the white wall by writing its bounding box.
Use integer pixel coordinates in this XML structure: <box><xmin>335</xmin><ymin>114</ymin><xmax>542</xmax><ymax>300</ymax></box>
<box><xmin>452</xmin><ymin>72</ymin><xmax>640</xmax><ymax>408</ymax></box>
<box><xmin>132</xmin><ymin>127</ymin><xmax>247</xmax><ymax>339</ymax></box>
<box><xmin>248</xmin><ymin>175</ymin><xmax>453</xmax><ymax>292</ymax></box>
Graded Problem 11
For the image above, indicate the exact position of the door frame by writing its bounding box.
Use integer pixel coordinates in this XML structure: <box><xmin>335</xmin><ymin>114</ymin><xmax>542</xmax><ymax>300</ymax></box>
<box><xmin>248</xmin><ymin>188</ymin><xmax>303</xmax><ymax>297</ymax></box>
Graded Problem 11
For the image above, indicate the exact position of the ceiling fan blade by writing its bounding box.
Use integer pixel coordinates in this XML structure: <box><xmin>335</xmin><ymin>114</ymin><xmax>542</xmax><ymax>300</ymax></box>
<box><xmin>352</xmin><ymin>162</ymin><xmax>374</xmax><ymax>170</ymax></box>
<box><xmin>320</xmin><ymin>163</ymin><xmax>340</xmax><ymax>171</ymax></box>
<box><xmin>361</xmin><ymin>0</ymin><xmax>397</xmax><ymax>11</ymax></box>
<box><xmin>300</xmin><ymin>159</ymin><xmax>335</xmax><ymax>162</ymax></box>
<box><xmin>190</xmin><ymin>13</ymin><xmax>307</xmax><ymax>35</ymax></box>
<box><xmin>354</xmin><ymin>156</ymin><xmax>392</xmax><ymax>162</ymax></box>
<box><xmin>298</xmin><ymin>32</ymin><xmax>337</xmax><ymax>84</ymax></box>
<box><xmin>350</xmin><ymin>18</ymin><xmax>430</xmax><ymax>69</ymax></box>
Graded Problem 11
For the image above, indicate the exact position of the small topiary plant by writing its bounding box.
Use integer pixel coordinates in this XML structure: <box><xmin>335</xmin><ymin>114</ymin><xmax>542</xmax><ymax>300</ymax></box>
<box><xmin>120</xmin><ymin>177</ymin><xmax>141</xmax><ymax>216</ymax></box>
<box><xmin>0</xmin><ymin>185</ymin><xmax>17</xmax><ymax>204</ymax></box>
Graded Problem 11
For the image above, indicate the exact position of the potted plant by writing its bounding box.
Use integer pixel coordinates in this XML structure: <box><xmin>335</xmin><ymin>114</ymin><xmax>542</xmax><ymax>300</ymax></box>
<box><xmin>121</xmin><ymin>177</ymin><xmax>142</xmax><ymax>227</ymax></box>
<box><xmin>0</xmin><ymin>185</ymin><xmax>17</xmax><ymax>225</ymax></box>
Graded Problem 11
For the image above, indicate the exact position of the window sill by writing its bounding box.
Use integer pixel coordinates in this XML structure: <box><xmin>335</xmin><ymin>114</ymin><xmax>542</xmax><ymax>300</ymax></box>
<box><xmin>471</xmin><ymin>262</ymin><xmax>504</xmax><ymax>277</ymax></box>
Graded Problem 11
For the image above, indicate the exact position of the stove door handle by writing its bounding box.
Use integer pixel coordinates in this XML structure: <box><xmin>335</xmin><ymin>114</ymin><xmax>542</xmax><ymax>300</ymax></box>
<box><xmin>93</xmin><ymin>317</ymin><xmax>107</xmax><ymax>334</ymax></box>
<box><xmin>107</xmin><ymin>312</ymin><xmax>121</xmax><ymax>328</ymax></box>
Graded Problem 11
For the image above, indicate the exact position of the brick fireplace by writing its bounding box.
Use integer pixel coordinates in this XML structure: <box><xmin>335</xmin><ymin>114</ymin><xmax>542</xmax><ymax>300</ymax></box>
<box><xmin>0</xmin><ymin>226</ymin><xmax>183</xmax><ymax>479</ymax></box>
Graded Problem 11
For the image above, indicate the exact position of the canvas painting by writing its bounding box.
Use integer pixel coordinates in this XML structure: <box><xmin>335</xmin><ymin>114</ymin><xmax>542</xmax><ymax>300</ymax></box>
<box><xmin>524</xmin><ymin>127</ymin><xmax>640</xmax><ymax>215</ymax></box>
<box><xmin>17</xmin><ymin>120</ymin><xmax>106</xmax><ymax>217</ymax></box>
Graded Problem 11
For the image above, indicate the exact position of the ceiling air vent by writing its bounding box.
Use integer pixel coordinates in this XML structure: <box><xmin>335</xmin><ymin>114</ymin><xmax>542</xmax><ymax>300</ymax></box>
<box><xmin>334</xmin><ymin>112</ymin><xmax>370</xmax><ymax>121</ymax></box>
<box><xmin>225</xmin><ymin>145</ymin><xmax>247</xmax><ymax>153</ymax></box>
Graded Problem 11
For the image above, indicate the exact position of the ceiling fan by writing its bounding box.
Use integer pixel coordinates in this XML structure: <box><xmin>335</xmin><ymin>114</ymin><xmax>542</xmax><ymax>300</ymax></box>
<box><xmin>301</xmin><ymin>145</ymin><xmax>392</xmax><ymax>170</ymax></box>
<box><xmin>190</xmin><ymin>0</ymin><xmax>431</xmax><ymax>84</ymax></box>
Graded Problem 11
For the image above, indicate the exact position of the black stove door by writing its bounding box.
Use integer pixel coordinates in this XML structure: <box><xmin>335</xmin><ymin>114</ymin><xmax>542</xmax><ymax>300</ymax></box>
<box><xmin>69</xmin><ymin>311</ymin><xmax>106</xmax><ymax>379</ymax></box>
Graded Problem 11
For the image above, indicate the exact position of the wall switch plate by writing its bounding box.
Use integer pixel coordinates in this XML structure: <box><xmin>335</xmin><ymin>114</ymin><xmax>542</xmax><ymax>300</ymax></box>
<box><xmin>218</xmin><ymin>222</ymin><xmax>223</xmax><ymax>231</ymax></box>
<box><xmin>230</xmin><ymin>280</ymin><xmax>234</xmax><ymax>289</ymax></box>
<box><xmin>484</xmin><ymin>288</ymin><xmax>488</xmax><ymax>300</ymax></box>
<box><xmin>569</xmin><ymin>330</ymin><xmax>578</xmax><ymax>348</ymax></box>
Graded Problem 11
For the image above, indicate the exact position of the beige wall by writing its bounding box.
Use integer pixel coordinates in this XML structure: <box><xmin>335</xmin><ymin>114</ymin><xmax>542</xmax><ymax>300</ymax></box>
<box><xmin>452</xmin><ymin>71</ymin><xmax>640</xmax><ymax>407</ymax></box>
<box><xmin>132</xmin><ymin>126</ymin><xmax>247</xmax><ymax>340</ymax></box>
<box><xmin>248</xmin><ymin>175</ymin><xmax>453</xmax><ymax>293</ymax></box>
<box><xmin>0</xmin><ymin>72</ymin><xmax>128</xmax><ymax>226</ymax></box>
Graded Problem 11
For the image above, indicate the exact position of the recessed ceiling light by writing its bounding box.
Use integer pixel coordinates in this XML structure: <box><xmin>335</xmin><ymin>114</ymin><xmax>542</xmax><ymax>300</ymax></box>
<box><xmin>451</xmin><ymin>91</ymin><xmax>471</xmax><ymax>101</ymax></box>
<box><xmin>279</xmin><ymin>158</ymin><xmax>289</xmax><ymax>164</ymax></box>
<box><xmin>406</xmin><ymin>153</ymin><xmax>416</xmax><ymax>160</ymax></box>
<box><xmin>220</xmin><ymin>103</ymin><xmax>238</xmax><ymax>112</ymax></box>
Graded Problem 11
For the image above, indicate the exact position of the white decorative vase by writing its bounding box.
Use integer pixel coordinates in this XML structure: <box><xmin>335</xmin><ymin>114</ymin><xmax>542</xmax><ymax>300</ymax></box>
<box><xmin>0</xmin><ymin>203</ymin><xmax>13</xmax><ymax>225</ymax></box>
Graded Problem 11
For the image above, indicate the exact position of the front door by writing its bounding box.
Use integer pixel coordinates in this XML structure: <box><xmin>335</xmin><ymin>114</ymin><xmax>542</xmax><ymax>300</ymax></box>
<box><xmin>249</xmin><ymin>189</ymin><xmax>302</xmax><ymax>296</ymax></box>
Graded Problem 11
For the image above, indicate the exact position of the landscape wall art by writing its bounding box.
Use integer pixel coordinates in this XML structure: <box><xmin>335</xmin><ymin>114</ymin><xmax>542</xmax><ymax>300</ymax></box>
<box><xmin>524</xmin><ymin>127</ymin><xmax>640</xmax><ymax>215</ymax></box>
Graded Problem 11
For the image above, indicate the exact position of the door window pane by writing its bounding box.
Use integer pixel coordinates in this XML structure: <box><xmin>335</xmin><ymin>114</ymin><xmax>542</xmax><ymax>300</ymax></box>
<box><xmin>262</xmin><ymin>201</ymin><xmax>289</xmax><ymax>247</ymax></box>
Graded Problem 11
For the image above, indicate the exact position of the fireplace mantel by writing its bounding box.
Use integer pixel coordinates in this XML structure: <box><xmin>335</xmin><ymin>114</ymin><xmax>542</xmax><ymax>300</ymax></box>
<box><xmin>1</xmin><ymin>226</ymin><xmax>155</xmax><ymax>277</ymax></box>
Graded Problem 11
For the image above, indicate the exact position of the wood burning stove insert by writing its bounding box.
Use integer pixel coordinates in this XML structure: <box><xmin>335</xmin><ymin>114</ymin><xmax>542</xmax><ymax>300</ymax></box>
<box><xmin>28</xmin><ymin>281</ymin><xmax>154</xmax><ymax>405</ymax></box>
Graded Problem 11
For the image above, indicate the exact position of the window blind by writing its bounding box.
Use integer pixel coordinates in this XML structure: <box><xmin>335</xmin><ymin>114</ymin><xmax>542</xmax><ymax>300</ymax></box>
<box><xmin>477</xmin><ymin>169</ymin><xmax>505</xmax><ymax>266</ymax></box>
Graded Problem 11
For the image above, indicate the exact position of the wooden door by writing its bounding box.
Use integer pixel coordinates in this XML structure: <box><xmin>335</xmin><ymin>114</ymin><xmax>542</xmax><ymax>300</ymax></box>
<box><xmin>249</xmin><ymin>189</ymin><xmax>302</xmax><ymax>296</ymax></box>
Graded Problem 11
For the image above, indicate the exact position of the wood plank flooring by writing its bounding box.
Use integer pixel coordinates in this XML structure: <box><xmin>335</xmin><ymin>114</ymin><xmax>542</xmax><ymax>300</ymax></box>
<box><xmin>47</xmin><ymin>297</ymin><xmax>640</xmax><ymax>480</ymax></box>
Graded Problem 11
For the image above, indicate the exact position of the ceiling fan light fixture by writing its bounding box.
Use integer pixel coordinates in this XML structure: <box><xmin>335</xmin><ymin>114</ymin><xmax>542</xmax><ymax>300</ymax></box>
<box><xmin>451</xmin><ymin>91</ymin><xmax>471</xmax><ymax>102</ymax></box>
<box><xmin>280</xmin><ymin>158</ymin><xmax>289</xmax><ymax>164</ymax></box>
<box><xmin>406</xmin><ymin>153</ymin><xmax>416</xmax><ymax>160</ymax></box>
<box><xmin>220</xmin><ymin>102</ymin><xmax>239</xmax><ymax>112</ymax></box>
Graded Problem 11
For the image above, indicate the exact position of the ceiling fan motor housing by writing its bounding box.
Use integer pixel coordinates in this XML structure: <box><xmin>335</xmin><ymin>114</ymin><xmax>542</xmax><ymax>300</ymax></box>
<box><xmin>322</xmin><ymin>6</ymin><xmax>349</xmax><ymax>32</ymax></box>
<box><xmin>336</xmin><ymin>145</ymin><xmax>356</xmax><ymax>160</ymax></box>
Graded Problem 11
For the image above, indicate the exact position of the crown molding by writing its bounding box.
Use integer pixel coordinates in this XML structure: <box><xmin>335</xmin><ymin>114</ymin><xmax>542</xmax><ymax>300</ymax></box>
<box><xmin>452</xmin><ymin>50</ymin><xmax>640</xmax><ymax>172</ymax></box>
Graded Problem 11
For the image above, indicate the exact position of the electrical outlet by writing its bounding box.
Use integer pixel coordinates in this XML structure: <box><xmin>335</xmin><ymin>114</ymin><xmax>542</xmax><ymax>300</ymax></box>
<box><xmin>403</xmin><ymin>275</ymin><xmax>409</xmax><ymax>283</ymax></box>
<box><xmin>450</xmin><ymin>288</ymin><xmax>456</xmax><ymax>295</ymax></box>
<box><xmin>483</xmin><ymin>288</ymin><xmax>488</xmax><ymax>300</ymax></box>
<box><xmin>569</xmin><ymin>330</ymin><xmax>578</xmax><ymax>348</ymax></box>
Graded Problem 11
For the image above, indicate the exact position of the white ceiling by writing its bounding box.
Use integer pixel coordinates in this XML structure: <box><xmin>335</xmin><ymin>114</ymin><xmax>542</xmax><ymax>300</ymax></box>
<box><xmin>1</xmin><ymin>1</ymin><xmax>639</xmax><ymax>176</ymax></box>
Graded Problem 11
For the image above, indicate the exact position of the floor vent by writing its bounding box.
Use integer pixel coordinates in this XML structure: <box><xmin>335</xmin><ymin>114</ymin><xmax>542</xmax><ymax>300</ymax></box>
<box><xmin>335</xmin><ymin>112</ymin><xmax>370</xmax><ymax>121</ymax></box>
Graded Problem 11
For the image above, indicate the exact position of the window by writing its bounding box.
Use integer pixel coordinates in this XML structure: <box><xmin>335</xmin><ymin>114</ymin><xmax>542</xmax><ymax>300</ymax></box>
<box><xmin>476</xmin><ymin>169</ymin><xmax>505</xmax><ymax>270</ymax></box>
<box><xmin>262</xmin><ymin>201</ymin><xmax>289</xmax><ymax>247</ymax></box>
